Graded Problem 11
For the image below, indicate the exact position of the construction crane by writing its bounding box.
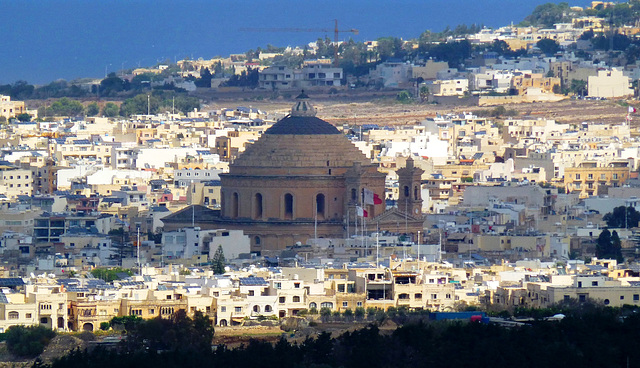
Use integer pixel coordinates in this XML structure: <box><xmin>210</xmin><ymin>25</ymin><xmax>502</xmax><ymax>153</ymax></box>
<box><xmin>240</xmin><ymin>19</ymin><xmax>358</xmax><ymax>66</ymax></box>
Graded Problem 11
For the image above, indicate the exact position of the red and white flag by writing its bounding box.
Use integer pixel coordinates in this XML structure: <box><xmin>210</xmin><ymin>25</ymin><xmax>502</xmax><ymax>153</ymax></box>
<box><xmin>364</xmin><ymin>188</ymin><xmax>383</xmax><ymax>205</ymax></box>
<box><xmin>629</xmin><ymin>106</ymin><xmax>636</xmax><ymax>114</ymax></box>
<box><xmin>356</xmin><ymin>206</ymin><xmax>368</xmax><ymax>217</ymax></box>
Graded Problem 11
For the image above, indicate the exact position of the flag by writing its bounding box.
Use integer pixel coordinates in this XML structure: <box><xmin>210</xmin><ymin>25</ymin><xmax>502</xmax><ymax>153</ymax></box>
<box><xmin>629</xmin><ymin>106</ymin><xmax>637</xmax><ymax>114</ymax></box>
<box><xmin>363</xmin><ymin>188</ymin><xmax>374</xmax><ymax>205</ymax></box>
<box><xmin>356</xmin><ymin>206</ymin><xmax>368</xmax><ymax>217</ymax></box>
<box><xmin>373</xmin><ymin>193</ymin><xmax>383</xmax><ymax>205</ymax></box>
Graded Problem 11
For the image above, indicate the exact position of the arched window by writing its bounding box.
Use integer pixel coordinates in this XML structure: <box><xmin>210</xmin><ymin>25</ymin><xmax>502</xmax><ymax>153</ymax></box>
<box><xmin>231</xmin><ymin>192</ymin><xmax>239</xmax><ymax>218</ymax></box>
<box><xmin>284</xmin><ymin>193</ymin><xmax>294</xmax><ymax>219</ymax></box>
<box><xmin>255</xmin><ymin>236</ymin><xmax>261</xmax><ymax>245</ymax></box>
<box><xmin>404</xmin><ymin>186</ymin><xmax>410</xmax><ymax>198</ymax></box>
<box><xmin>8</xmin><ymin>311</ymin><xmax>18</xmax><ymax>320</ymax></box>
<box><xmin>414</xmin><ymin>186</ymin><xmax>419</xmax><ymax>200</ymax></box>
<box><xmin>316</xmin><ymin>193</ymin><xmax>325</xmax><ymax>219</ymax></box>
<box><xmin>264</xmin><ymin>305</ymin><xmax>272</xmax><ymax>312</ymax></box>
<box><xmin>293</xmin><ymin>296</ymin><xmax>301</xmax><ymax>303</ymax></box>
<box><xmin>351</xmin><ymin>188</ymin><xmax>357</xmax><ymax>201</ymax></box>
<box><xmin>254</xmin><ymin>193</ymin><xmax>263</xmax><ymax>219</ymax></box>
<box><xmin>320</xmin><ymin>302</ymin><xmax>333</xmax><ymax>309</ymax></box>
<box><xmin>309</xmin><ymin>302</ymin><xmax>317</xmax><ymax>309</ymax></box>
<box><xmin>253</xmin><ymin>305</ymin><xmax>261</xmax><ymax>313</ymax></box>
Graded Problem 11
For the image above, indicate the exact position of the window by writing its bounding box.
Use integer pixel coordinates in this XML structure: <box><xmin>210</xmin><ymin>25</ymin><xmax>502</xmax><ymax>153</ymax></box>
<box><xmin>26</xmin><ymin>313</ymin><xmax>32</xmax><ymax>318</ymax></box>
<box><xmin>235</xmin><ymin>307</ymin><xmax>242</xmax><ymax>313</ymax></box>
<box><xmin>309</xmin><ymin>302</ymin><xmax>317</xmax><ymax>309</ymax></box>
<box><xmin>338</xmin><ymin>284</ymin><xmax>345</xmax><ymax>292</ymax></box>
<box><xmin>431</xmin><ymin>294</ymin><xmax>438</xmax><ymax>300</ymax></box>
<box><xmin>576</xmin><ymin>174</ymin><xmax>581</xmax><ymax>180</ymax></box>
<box><xmin>231</xmin><ymin>192</ymin><xmax>239</xmax><ymax>218</ymax></box>
<box><xmin>253</xmin><ymin>305</ymin><xmax>260</xmax><ymax>313</ymax></box>
<box><xmin>316</xmin><ymin>193</ymin><xmax>325</xmax><ymax>218</ymax></box>
<box><xmin>293</xmin><ymin>296</ymin><xmax>300</xmax><ymax>303</ymax></box>
<box><xmin>253</xmin><ymin>193</ymin><xmax>263</xmax><ymax>219</ymax></box>
<box><xmin>357</xmin><ymin>302</ymin><xmax>362</xmax><ymax>307</ymax></box>
<box><xmin>592</xmin><ymin>281</ymin><xmax>598</xmax><ymax>286</ymax></box>
<box><xmin>414</xmin><ymin>293</ymin><xmax>422</xmax><ymax>300</ymax></box>
<box><xmin>634</xmin><ymin>294</ymin><xmax>639</xmax><ymax>301</ymax></box>
<box><xmin>265</xmin><ymin>305</ymin><xmax>272</xmax><ymax>312</ymax></box>
<box><xmin>613</xmin><ymin>173</ymin><xmax>619</xmax><ymax>179</ymax></box>
<box><xmin>8</xmin><ymin>312</ymin><xmax>18</xmax><ymax>320</ymax></box>
<box><xmin>274</xmin><ymin>282</ymin><xmax>281</xmax><ymax>289</ymax></box>
<box><xmin>149</xmin><ymin>309</ymin><xmax>155</xmax><ymax>315</ymax></box>
<box><xmin>320</xmin><ymin>302</ymin><xmax>333</xmax><ymax>309</ymax></box>
<box><xmin>604</xmin><ymin>299</ymin><xmax>610</xmax><ymax>305</ymax></box>
<box><xmin>248</xmin><ymin>290</ymin><xmax>254</xmax><ymax>296</ymax></box>
<box><xmin>294</xmin><ymin>283</ymin><xmax>300</xmax><ymax>289</ymax></box>
<box><xmin>221</xmin><ymin>306</ymin><xmax>227</xmax><ymax>312</ymax></box>
<box><xmin>279</xmin><ymin>297</ymin><xmax>286</xmax><ymax>303</ymax></box>
<box><xmin>284</xmin><ymin>193</ymin><xmax>294</xmax><ymax>219</ymax></box>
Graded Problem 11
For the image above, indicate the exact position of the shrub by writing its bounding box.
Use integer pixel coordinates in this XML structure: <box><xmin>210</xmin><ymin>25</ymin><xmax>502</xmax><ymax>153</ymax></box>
<box><xmin>6</xmin><ymin>325</ymin><xmax>56</xmax><ymax>357</ymax></box>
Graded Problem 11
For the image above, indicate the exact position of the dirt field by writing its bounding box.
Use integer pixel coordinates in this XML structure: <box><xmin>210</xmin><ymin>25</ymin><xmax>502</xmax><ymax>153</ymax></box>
<box><xmin>206</xmin><ymin>94</ymin><xmax>637</xmax><ymax>128</ymax></box>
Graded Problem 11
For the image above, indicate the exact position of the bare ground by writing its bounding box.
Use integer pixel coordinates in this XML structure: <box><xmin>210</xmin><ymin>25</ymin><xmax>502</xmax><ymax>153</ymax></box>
<box><xmin>206</xmin><ymin>95</ymin><xmax>638</xmax><ymax>128</ymax></box>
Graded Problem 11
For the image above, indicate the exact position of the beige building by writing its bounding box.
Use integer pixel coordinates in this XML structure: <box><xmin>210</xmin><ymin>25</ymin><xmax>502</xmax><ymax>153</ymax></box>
<box><xmin>564</xmin><ymin>161</ymin><xmax>630</xmax><ymax>198</ymax></box>
<box><xmin>0</xmin><ymin>95</ymin><xmax>25</xmax><ymax>120</ymax></box>
<box><xmin>588</xmin><ymin>69</ymin><xmax>633</xmax><ymax>98</ymax></box>
<box><xmin>0</xmin><ymin>165</ymin><xmax>33</xmax><ymax>199</ymax></box>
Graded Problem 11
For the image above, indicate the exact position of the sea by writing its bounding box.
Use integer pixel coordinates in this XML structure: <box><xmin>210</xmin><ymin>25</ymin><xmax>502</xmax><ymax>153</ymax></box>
<box><xmin>0</xmin><ymin>0</ymin><xmax>593</xmax><ymax>84</ymax></box>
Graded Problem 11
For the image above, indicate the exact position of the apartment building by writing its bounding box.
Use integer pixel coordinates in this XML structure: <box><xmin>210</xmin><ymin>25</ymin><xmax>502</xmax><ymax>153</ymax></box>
<box><xmin>564</xmin><ymin>161</ymin><xmax>630</xmax><ymax>198</ymax></box>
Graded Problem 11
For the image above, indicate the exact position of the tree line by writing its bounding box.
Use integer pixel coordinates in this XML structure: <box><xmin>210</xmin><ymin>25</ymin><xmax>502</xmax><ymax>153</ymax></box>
<box><xmin>36</xmin><ymin>303</ymin><xmax>640</xmax><ymax>368</ymax></box>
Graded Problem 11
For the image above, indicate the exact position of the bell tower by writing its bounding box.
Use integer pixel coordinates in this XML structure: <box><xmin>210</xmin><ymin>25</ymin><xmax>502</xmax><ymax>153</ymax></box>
<box><xmin>396</xmin><ymin>157</ymin><xmax>424</xmax><ymax>217</ymax></box>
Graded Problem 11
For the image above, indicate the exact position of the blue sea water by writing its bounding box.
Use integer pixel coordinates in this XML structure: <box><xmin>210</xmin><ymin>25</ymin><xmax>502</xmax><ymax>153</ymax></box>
<box><xmin>0</xmin><ymin>0</ymin><xmax>592</xmax><ymax>84</ymax></box>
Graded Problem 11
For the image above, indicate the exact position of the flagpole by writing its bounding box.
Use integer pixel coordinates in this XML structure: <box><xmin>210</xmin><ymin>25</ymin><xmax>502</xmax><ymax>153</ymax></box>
<box><xmin>376</xmin><ymin>222</ymin><xmax>379</xmax><ymax>268</ymax></box>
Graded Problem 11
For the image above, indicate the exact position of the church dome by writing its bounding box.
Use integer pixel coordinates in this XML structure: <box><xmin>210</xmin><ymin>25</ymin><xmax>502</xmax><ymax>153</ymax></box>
<box><xmin>230</xmin><ymin>93</ymin><xmax>370</xmax><ymax>171</ymax></box>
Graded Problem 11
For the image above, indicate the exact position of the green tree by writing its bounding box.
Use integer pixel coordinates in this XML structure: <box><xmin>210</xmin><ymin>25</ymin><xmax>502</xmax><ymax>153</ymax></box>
<box><xmin>91</xmin><ymin>267</ymin><xmax>133</xmax><ymax>282</ymax></box>
<box><xmin>611</xmin><ymin>230</ymin><xmax>623</xmax><ymax>263</ymax></box>
<box><xmin>419</xmin><ymin>85</ymin><xmax>430</xmax><ymax>102</ymax></box>
<box><xmin>123</xmin><ymin>310</ymin><xmax>214</xmax><ymax>354</ymax></box>
<box><xmin>102</xmin><ymin>102</ymin><xmax>119</xmax><ymax>117</ymax></box>
<box><xmin>47</xmin><ymin>97</ymin><xmax>84</xmax><ymax>117</ymax></box>
<box><xmin>5</xmin><ymin>325</ymin><xmax>56</xmax><ymax>357</ymax></box>
<box><xmin>16</xmin><ymin>112</ymin><xmax>31</xmax><ymax>122</ymax></box>
<box><xmin>119</xmin><ymin>94</ymin><xmax>159</xmax><ymax>117</ymax></box>
<box><xmin>396</xmin><ymin>90</ymin><xmax>412</xmax><ymax>103</ymax></box>
<box><xmin>100</xmin><ymin>72</ymin><xmax>127</xmax><ymax>96</ymax></box>
<box><xmin>570</xmin><ymin>79</ymin><xmax>588</xmax><ymax>97</ymax></box>
<box><xmin>603</xmin><ymin>206</ymin><xmax>640</xmax><ymax>228</ymax></box>
<box><xmin>524</xmin><ymin>2</ymin><xmax>572</xmax><ymax>27</ymax></box>
<box><xmin>212</xmin><ymin>245</ymin><xmax>226</xmax><ymax>274</ymax></box>
<box><xmin>537</xmin><ymin>38</ymin><xmax>561</xmax><ymax>55</ymax></box>
<box><xmin>596</xmin><ymin>228</ymin><xmax>612</xmax><ymax>259</ymax></box>
<box><xmin>194</xmin><ymin>67</ymin><xmax>212</xmax><ymax>88</ymax></box>
<box><xmin>86</xmin><ymin>102</ymin><xmax>100</xmax><ymax>116</ymax></box>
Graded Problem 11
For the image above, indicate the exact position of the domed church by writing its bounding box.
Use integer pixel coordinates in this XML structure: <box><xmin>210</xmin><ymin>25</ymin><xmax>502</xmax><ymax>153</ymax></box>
<box><xmin>163</xmin><ymin>93</ymin><xmax>424</xmax><ymax>254</ymax></box>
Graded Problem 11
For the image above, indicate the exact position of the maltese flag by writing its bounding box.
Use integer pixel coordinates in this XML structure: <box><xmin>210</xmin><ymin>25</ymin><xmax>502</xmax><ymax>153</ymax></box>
<box><xmin>629</xmin><ymin>106</ymin><xmax>636</xmax><ymax>114</ymax></box>
<box><xmin>356</xmin><ymin>206</ymin><xmax>368</xmax><ymax>218</ymax></box>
